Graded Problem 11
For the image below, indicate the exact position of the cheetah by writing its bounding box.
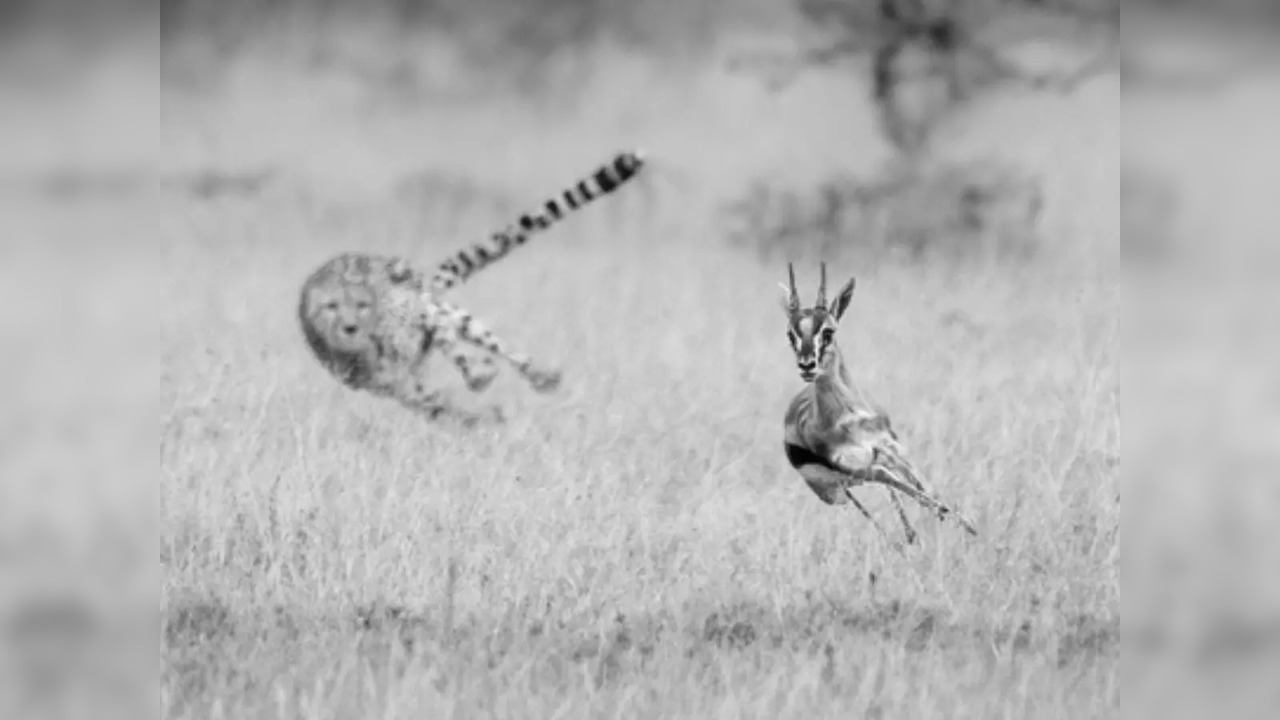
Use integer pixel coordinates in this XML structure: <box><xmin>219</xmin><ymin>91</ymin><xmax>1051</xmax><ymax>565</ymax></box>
<box><xmin>298</xmin><ymin>150</ymin><xmax>645</xmax><ymax>424</ymax></box>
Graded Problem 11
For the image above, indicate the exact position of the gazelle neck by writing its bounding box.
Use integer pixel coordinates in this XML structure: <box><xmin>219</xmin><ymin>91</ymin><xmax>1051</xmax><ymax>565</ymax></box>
<box><xmin>811</xmin><ymin>340</ymin><xmax>859</xmax><ymax>418</ymax></box>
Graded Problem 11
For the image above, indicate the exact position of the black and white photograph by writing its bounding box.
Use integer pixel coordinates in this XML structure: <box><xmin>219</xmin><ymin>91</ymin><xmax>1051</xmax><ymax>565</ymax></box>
<box><xmin>3</xmin><ymin>0</ymin><xmax>1279</xmax><ymax>718</ymax></box>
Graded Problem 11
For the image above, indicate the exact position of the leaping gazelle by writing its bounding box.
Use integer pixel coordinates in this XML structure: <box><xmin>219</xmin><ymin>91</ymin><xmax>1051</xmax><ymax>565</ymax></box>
<box><xmin>779</xmin><ymin>262</ymin><xmax>979</xmax><ymax>542</ymax></box>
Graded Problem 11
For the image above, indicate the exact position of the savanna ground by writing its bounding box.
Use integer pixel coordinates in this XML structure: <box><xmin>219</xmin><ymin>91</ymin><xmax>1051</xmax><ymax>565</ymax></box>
<box><xmin>145</xmin><ymin>2</ymin><xmax>1280</xmax><ymax>717</ymax></box>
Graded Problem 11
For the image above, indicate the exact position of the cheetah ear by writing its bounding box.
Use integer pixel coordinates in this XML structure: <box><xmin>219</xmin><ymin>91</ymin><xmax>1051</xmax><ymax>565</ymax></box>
<box><xmin>829</xmin><ymin>276</ymin><xmax>857</xmax><ymax>321</ymax></box>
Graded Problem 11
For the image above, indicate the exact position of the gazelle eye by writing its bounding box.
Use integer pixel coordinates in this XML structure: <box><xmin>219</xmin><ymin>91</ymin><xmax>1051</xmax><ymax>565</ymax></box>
<box><xmin>820</xmin><ymin>328</ymin><xmax>834</xmax><ymax>342</ymax></box>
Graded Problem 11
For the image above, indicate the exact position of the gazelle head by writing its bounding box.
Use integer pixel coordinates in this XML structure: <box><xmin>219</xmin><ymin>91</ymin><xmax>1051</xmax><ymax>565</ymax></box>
<box><xmin>779</xmin><ymin>262</ymin><xmax>857</xmax><ymax>383</ymax></box>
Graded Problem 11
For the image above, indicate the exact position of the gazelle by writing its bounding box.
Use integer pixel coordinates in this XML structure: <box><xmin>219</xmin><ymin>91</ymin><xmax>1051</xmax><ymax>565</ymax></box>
<box><xmin>780</xmin><ymin>262</ymin><xmax>978</xmax><ymax>541</ymax></box>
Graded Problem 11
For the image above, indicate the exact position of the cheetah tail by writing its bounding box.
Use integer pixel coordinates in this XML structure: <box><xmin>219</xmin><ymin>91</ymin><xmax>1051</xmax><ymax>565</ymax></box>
<box><xmin>427</xmin><ymin>150</ymin><xmax>646</xmax><ymax>295</ymax></box>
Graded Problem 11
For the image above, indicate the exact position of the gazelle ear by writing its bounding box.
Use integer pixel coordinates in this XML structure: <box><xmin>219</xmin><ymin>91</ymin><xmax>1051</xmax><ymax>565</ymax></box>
<box><xmin>829</xmin><ymin>276</ymin><xmax>857</xmax><ymax>321</ymax></box>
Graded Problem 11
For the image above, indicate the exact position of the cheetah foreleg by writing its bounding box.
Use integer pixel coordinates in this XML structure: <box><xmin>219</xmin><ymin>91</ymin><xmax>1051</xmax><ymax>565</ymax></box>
<box><xmin>370</xmin><ymin>361</ymin><xmax>502</xmax><ymax>427</ymax></box>
<box><xmin>435</xmin><ymin>301</ymin><xmax>562</xmax><ymax>393</ymax></box>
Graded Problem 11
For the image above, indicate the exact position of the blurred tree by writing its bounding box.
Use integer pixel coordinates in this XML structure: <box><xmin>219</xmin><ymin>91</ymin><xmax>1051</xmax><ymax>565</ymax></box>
<box><xmin>729</xmin><ymin>0</ymin><xmax>1101</xmax><ymax>158</ymax></box>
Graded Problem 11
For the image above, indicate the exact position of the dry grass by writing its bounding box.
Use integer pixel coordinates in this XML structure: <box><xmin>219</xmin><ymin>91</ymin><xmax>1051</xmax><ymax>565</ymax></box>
<box><xmin>153</xmin><ymin>15</ymin><xmax>1125</xmax><ymax>719</ymax></box>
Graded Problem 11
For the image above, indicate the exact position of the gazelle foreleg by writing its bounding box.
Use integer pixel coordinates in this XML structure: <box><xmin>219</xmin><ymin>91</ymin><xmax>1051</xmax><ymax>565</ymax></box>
<box><xmin>885</xmin><ymin>490</ymin><xmax>919</xmax><ymax>545</ymax></box>
<box><xmin>843</xmin><ymin>488</ymin><xmax>896</xmax><ymax>543</ymax></box>
<box><xmin>871</xmin><ymin>444</ymin><xmax>959</xmax><ymax>539</ymax></box>
<box><xmin>799</xmin><ymin>463</ymin><xmax>898</xmax><ymax>544</ymax></box>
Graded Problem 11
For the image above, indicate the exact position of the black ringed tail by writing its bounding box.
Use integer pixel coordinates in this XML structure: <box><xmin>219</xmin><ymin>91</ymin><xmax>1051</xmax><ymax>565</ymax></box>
<box><xmin>428</xmin><ymin>149</ymin><xmax>647</xmax><ymax>294</ymax></box>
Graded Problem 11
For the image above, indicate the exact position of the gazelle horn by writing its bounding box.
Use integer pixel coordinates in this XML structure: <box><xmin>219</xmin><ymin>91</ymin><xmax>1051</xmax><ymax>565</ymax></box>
<box><xmin>817</xmin><ymin>262</ymin><xmax>828</xmax><ymax>308</ymax></box>
<box><xmin>786</xmin><ymin>263</ymin><xmax>800</xmax><ymax>312</ymax></box>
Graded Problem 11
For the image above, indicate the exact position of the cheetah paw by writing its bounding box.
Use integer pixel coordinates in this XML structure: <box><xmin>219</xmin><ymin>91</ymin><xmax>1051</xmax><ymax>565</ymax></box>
<box><xmin>465</xmin><ymin>372</ymin><xmax>499</xmax><ymax>393</ymax></box>
<box><xmin>526</xmin><ymin>367</ymin><xmax>562</xmax><ymax>393</ymax></box>
<box><xmin>455</xmin><ymin>404</ymin><xmax>507</xmax><ymax>428</ymax></box>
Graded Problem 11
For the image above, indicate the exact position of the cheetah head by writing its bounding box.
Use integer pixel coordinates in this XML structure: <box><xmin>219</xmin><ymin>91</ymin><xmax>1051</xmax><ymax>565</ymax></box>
<box><xmin>302</xmin><ymin>281</ymin><xmax>377</xmax><ymax>354</ymax></box>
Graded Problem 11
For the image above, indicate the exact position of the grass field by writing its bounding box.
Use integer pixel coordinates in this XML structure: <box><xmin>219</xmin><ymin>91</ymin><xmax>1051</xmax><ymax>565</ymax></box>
<box><xmin>156</xmin><ymin>16</ymin><xmax>1124</xmax><ymax>718</ymax></box>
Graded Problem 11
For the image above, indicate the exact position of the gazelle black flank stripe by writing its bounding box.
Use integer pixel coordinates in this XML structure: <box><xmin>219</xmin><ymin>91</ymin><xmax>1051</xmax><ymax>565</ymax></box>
<box><xmin>428</xmin><ymin>150</ymin><xmax>645</xmax><ymax>294</ymax></box>
<box><xmin>785</xmin><ymin>441</ymin><xmax>844</xmax><ymax>474</ymax></box>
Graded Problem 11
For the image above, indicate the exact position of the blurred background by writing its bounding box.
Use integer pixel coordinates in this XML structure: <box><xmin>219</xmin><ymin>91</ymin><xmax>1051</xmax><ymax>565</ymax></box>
<box><xmin>1</xmin><ymin>0</ymin><xmax>1278</xmax><ymax>718</ymax></box>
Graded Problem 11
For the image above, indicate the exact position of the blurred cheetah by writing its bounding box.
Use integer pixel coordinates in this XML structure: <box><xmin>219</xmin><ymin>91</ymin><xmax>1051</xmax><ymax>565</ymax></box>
<box><xmin>298</xmin><ymin>151</ymin><xmax>645</xmax><ymax>423</ymax></box>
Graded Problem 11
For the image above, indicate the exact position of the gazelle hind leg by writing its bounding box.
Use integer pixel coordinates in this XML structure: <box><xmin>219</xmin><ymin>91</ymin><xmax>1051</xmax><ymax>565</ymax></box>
<box><xmin>875</xmin><ymin>443</ymin><xmax>950</xmax><ymax>539</ymax></box>
<box><xmin>875</xmin><ymin>441</ymin><xmax>932</xmax><ymax>494</ymax></box>
<box><xmin>871</xmin><ymin>467</ymin><xmax>979</xmax><ymax>536</ymax></box>
<box><xmin>440</xmin><ymin>301</ymin><xmax>562</xmax><ymax>392</ymax></box>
